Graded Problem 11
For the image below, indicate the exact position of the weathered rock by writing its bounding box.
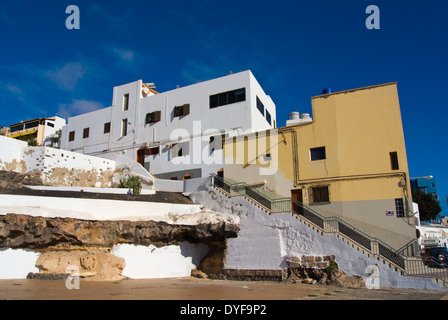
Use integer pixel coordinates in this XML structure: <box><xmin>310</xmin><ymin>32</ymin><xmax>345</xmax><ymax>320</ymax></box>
<box><xmin>191</xmin><ymin>268</ymin><xmax>208</xmax><ymax>279</ymax></box>
<box><xmin>285</xmin><ymin>257</ymin><xmax>366</xmax><ymax>288</ymax></box>
<box><xmin>35</xmin><ymin>250</ymin><xmax>126</xmax><ymax>281</ymax></box>
<box><xmin>0</xmin><ymin>213</ymin><xmax>239</xmax><ymax>250</ymax></box>
<box><xmin>199</xmin><ymin>246</ymin><xmax>225</xmax><ymax>275</ymax></box>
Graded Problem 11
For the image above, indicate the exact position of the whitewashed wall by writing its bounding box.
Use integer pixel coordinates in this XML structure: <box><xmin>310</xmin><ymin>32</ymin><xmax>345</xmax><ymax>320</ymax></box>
<box><xmin>0</xmin><ymin>136</ymin><xmax>28</xmax><ymax>171</ymax></box>
<box><xmin>111</xmin><ymin>243</ymin><xmax>210</xmax><ymax>279</ymax></box>
<box><xmin>189</xmin><ymin>188</ymin><xmax>444</xmax><ymax>290</ymax></box>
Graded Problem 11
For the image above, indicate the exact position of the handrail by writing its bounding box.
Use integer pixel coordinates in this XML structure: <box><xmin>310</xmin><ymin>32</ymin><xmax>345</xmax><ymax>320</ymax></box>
<box><xmin>291</xmin><ymin>198</ymin><xmax>414</xmax><ymax>269</ymax></box>
<box><xmin>210</xmin><ymin>174</ymin><xmax>447</xmax><ymax>288</ymax></box>
<box><xmin>211</xmin><ymin>174</ymin><xmax>291</xmax><ymax>213</ymax></box>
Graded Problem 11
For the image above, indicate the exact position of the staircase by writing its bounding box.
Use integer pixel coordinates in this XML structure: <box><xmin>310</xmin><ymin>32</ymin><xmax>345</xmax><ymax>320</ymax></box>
<box><xmin>210</xmin><ymin>174</ymin><xmax>448</xmax><ymax>289</ymax></box>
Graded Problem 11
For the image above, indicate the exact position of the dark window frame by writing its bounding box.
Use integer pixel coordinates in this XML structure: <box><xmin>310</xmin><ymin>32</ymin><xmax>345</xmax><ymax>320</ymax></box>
<box><xmin>83</xmin><ymin>127</ymin><xmax>90</xmax><ymax>139</ymax></box>
<box><xmin>310</xmin><ymin>186</ymin><xmax>330</xmax><ymax>205</ymax></box>
<box><xmin>146</xmin><ymin>111</ymin><xmax>161</xmax><ymax>124</ymax></box>
<box><xmin>104</xmin><ymin>122</ymin><xmax>111</xmax><ymax>134</ymax></box>
<box><xmin>123</xmin><ymin>94</ymin><xmax>129</xmax><ymax>111</ymax></box>
<box><xmin>210</xmin><ymin>88</ymin><xmax>246</xmax><ymax>109</ymax></box>
<box><xmin>395</xmin><ymin>198</ymin><xmax>405</xmax><ymax>218</ymax></box>
<box><xmin>266</xmin><ymin>109</ymin><xmax>272</xmax><ymax>125</ymax></box>
<box><xmin>256</xmin><ymin>96</ymin><xmax>265</xmax><ymax>116</ymax></box>
<box><xmin>68</xmin><ymin>131</ymin><xmax>75</xmax><ymax>142</ymax></box>
<box><xmin>390</xmin><ymin>152</ymin><xmax>399</xmax><ymax>170</ymax></box>
<box><xmin>174</xmin><ymin>104</ymin><xmax>190</xmax><ymax>117</ymax></box>
<box><xmin>310</xmin><ymin>147</ymin><xmax>326</xmax><ymax>161</ymax></box>
<box><xmin>121</xmin><ymin>119</ymin><xmax>128</xmax><ymax>137</ymax></box>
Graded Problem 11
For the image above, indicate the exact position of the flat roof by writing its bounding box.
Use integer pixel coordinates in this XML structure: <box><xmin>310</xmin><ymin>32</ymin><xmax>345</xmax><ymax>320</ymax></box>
<box><xmin>311</xmin><ymin>82</ymin><xmax>398</xmax><ymax>99</ymax></box>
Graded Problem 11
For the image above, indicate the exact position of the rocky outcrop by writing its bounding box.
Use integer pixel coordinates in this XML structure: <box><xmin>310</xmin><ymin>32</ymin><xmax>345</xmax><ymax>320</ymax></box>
<box><xmin>0</xmin><ymin>213</ymin><xmax>239</xmax><ymax>251</ymax></box>
<box><xmin>27</xmin><ymin>250</ymin><xmax>126</xmax><ymax>281</ymax></box>
<box><xmin>285</xmin><ymin>255</ymin><xmax>366</xmax><ymax>288</ymax></box>
<box><xmin>0</xmin><ymin>213</ymin><xmax>239</xmax><ymax>280</ymax></box>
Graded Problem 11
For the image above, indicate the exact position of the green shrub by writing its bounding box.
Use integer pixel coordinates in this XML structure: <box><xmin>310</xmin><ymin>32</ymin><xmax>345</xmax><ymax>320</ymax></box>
<box><xmin>117</xmin><ymin>176</ymin><xmax>142</xmax><ymax>195</ymax></box>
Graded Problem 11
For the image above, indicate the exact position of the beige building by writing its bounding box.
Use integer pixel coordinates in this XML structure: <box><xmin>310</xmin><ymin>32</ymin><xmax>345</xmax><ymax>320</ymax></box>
<box><xmin>223</xmin><ymin>82</ymin><xmax>416</xmax><ymax>250</ymax></box>
<box><xmin>7</xmin><ymin>116</ymin><xmax>66</xmax><ymax>147</ymax></box>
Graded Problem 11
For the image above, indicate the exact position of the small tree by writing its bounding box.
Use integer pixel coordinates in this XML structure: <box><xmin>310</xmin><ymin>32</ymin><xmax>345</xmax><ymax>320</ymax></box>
<box><xmin>412</xmin><ymin>188</ymin><xmax>442</xmax><ymax>222</ymax></box>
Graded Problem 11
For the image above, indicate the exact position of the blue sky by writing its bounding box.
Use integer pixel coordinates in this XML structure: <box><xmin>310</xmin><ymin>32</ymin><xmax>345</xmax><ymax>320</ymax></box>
<box><xmin>1</xmin><ymin>0</ymin><xmax>447</xmax><ymax>215</ymax></box>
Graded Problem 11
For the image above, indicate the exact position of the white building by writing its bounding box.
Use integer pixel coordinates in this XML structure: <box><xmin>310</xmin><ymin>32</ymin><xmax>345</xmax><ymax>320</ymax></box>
<box><xmin>8</xmin><ymin>116</ymin><xmax>66</xmax><ymax>147</ymax></box>
<box><xmin>61</xmin><ymin>70</ymin><xmax>276</xmax><ymax>180</ymax></box>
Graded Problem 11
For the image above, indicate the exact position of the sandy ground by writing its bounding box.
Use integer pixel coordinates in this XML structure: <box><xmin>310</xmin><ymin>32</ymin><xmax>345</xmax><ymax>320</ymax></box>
<box><xmin>0</xmin><ymin>277</ymin><xmax>447</xmax><ymax>301</ymax></box>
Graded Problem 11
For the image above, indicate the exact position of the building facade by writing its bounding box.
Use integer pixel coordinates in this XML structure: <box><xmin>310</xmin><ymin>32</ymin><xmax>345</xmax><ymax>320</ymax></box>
<box><xmin>223</xmin><ymin>82</ymin><xmax>416</xmax><ymax>250</ymax></box>
<box><xmin>411</xmin><ymin>176</ymin><xmax>441</xmax><ymax>223</ymax></box>
<box><xmin>411</xmin><ymin>176</ymin><xmax>439</xmax><ymax>202</ymax></box>
<box><xmin>60</xmin><ymin>71</ymin><xmax>276</xmax><ymax>180</ymax></box>
<box><xmin>7</xmin><ymin>116</ymin><xmax>66</xmax><ymax>147</ymax></box>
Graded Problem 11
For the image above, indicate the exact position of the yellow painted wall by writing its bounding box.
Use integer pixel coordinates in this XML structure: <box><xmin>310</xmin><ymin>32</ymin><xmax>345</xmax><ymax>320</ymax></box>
<box><xmin>223</xmin><ymin>82</ymin><xmax>416</xmax><ymax>248</ymax></box>
<box><xmin>295</xmin><ymin>83</ymin><xmax>411</xmax><ymax>197</ymax></box>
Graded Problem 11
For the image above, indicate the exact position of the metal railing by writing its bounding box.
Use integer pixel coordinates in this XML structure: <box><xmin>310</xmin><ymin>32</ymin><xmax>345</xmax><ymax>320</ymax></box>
<box><xmin>291</xmin><ymin>199</ymin><xmax>415</xmax><ymax>269</ymax></box>
<box><xmin>210</xmin><ymin>174</ymin><xmax>447</xmax><ymax>288</ymax></box>
<box><xmin>291</xmin><ymin>199</ymin><xmax>448</xmax><ymax>288</ymax></box>
<box><xmin>211</xmin><ymin>174</ymin><xmax>291</xmax><ymax>214</ymax></box>
<box><xmin>405</xmin><ymin>257</ymin><xmax>448</xmax><ymax>288</ymax></box>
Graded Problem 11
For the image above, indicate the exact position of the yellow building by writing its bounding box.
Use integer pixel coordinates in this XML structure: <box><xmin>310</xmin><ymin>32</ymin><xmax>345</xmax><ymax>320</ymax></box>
<box><xmin>223</xmin><ymin>82</ymin><xmax>416</xmax><ymax>250</ymax></box>
<box><xmin>7</xmin><ymin>116</ymin><xmax>66</xmax><ymax>146</ymax></box>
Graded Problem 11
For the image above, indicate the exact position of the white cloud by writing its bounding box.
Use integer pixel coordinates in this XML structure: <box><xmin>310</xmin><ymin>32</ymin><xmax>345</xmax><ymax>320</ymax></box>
<box><xmin>100</xmin><ymin>43</ymin><xmax>153</xmax><ymax>71</ymax></box>
<box><xmin>58</xmin><ymin>100</ymin><xmax>104</xmax><ymax>118</ymax></box>
<box><xmin>88</xmin><ymin>4</ymin><xmax>125</xmax><ymax>26</ymax></box>
<box><xmin>45</xmin><ymin>62</ymin><xmax>88</xmax><ymax>91</ymax></box>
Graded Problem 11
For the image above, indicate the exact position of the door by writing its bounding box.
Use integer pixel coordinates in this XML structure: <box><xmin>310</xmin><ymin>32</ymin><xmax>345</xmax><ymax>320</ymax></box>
<box><xmin>137</xmin><ymin>148</ymin><xmax>146</xmax><ymax>167</ymax></box>
<box><xmin>291</xmin><ymin>189</ymin><xmax>303</xmax><ymax>215</ymax></box>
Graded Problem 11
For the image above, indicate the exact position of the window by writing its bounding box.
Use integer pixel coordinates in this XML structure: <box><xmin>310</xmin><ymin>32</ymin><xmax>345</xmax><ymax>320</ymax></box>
<box><xmin>310</xmin><ymin>186</ymin><xmax>330</xmax><ymax>204</ymax></box>
<box><xmin>121</xmin><ymin>119</ymin><xmax>128</xmax><ymax>137</ymax></box>
<box><xmin>83</xmin><ymin>128</ymin><xmax>90</xmax><ymax>139</ymax></box>
<box><xmin>172</xmin><ymin>142</ymin><xmax>189</xmax><ymax>158</ymax></box>
<box><xmin>10</xmin><ymin>124</ymin><xmax>24</xmax><ymax>133</ymax></box>
<box><xmin>146</xmin><ymin>111</ymin><xmax>161</xmax><ymax>124</ymax></box>
<box><xmin>46</xmin><ymin>122</ymin><xmax>55</xmax><ymax>128</ymax></box>
<box><xmin>123</xmin><ymin>94</ymin><xmax>129</xmax><ymax>111</ymax></box>
<box><xmin>256</xmin><ymin>97</ymin><xmax>265</xmax><ymax>116</ymax></box>
<box><xmin>390</xmin><ymin>152</ymin><xmax>399</xmax><ymax>170</ymax></box>
<box><xmin>210</xmin><ymin>88</ymin><xmax>246</xmax><ymax>109</ymax></box>
<box><xmin>209</xmin><ymin>136</ymin><xmax>215</xmax><ymax>154</ymax></box>
<box><xmin>395</xmin><ymin>198</ymin><xmax>405</xmax><ymax>218</ymax></box>
<box><xmin>310</xmin><ymin>147</ymin><xmax>326</xmax><ymax>161</ymax></box>
<box><xmin>266</xmin><ymin>110</ymin><xmax>272</xmax><ymax>125</ymax></box>
<box><xmin>104</xmin><ymin>122</ymin><xmax>111</xmax><ymax>134</ymax></box>
<box><xmin>25</xmin><ymin>121</ymin><xmax>39</xmax><ymax>129</ymax></box>
<box><xmin>174</xmin><ymin>104</ymin><xmax>190</xmax><ymax>117</ymax></box>
<box><xmin>147</xmin><ymin>146</ymin><xmax>160</xmax><ymax>156</ymax></box>
<box><xmin>69</xmin><ymin>131</ymin><xmax>75</xmax><ymax>142</ymax></box>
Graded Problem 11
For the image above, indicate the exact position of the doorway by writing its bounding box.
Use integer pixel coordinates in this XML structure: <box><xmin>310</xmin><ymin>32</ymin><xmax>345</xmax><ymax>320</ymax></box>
<box><xmin>137</xmin><ymin>148</ymin><xmax>146</xmax><ymax>167</ymax></box>
<box><xmin>291</xmin><ymin>189</ymin><xmax>303</xmax><ymax>215</ymax></box>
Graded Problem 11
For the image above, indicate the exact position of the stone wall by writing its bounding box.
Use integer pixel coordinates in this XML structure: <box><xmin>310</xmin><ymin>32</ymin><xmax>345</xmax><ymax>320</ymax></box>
<box><xmin>0</xmin><ymin>135</ymin><xmax>117</xmax><ymax>188</ymax></box>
